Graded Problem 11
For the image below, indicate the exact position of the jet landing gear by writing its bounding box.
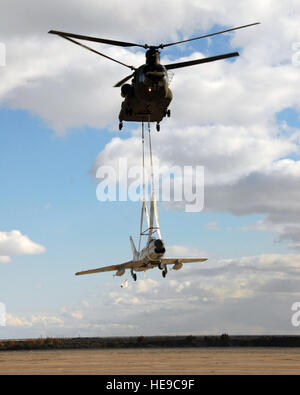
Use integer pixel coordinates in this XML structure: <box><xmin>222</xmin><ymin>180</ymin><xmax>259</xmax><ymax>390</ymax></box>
<box><xmin>156</xmin><ymin>123</ymin><xmax>160</xmax><ymax>132</ymax></box>
<box><xmin>131</xmin><ymin>269</ymin><xmax>137</xmax><ymax>281</ymax></box>
<box><xmin>158</xmin><ymin>262</ymin><xmax>167</xmax><ymax>278</ymax></box>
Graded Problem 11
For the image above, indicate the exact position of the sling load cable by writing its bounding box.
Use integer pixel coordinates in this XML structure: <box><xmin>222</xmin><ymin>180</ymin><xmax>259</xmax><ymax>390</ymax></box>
<box><xmin>138</xmin><ymin>122</ymin><xmax>146</xmax><ymax>251</ymax></box>
<box><xmin>138</xmin><ymin>120</ymin><xmax>161</xmax><ymax>251</ymax></box>
<box><xmin>147</xmin><ymin>119</ymin><xmax>155</xmax><ymax>199</ymax></box>
<box><xmin>138</xmin><ymin>122</ymin><xmax>150</xmax><ymax>251</ymax></box>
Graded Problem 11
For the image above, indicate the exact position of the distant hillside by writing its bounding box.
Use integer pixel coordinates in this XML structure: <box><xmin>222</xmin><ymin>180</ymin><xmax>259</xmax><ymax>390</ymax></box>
<box><xmin>1</xmin><ymin>335</ymin><xmax>300</xmax><ymax>351</ymax></box>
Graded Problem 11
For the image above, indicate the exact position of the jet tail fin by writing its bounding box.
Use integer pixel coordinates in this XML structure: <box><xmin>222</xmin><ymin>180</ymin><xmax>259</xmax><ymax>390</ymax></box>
<box><xmin>130</xmin><ymin>236</ymin><xmax>138</xmax><ymax>259</ymax></box>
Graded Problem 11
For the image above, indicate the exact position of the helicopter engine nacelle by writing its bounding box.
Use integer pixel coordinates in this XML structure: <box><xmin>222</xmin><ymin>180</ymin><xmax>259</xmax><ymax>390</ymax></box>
<box><xmin>115</xmin><ymin>268</ymin><xmax>125</xmax><ymax>277</ymax></box>
<box><xmin>121</xmin><ymin>84</ymin><xmax>132</xmax><ymax>98</ymax></box>
<box><xmin>172</xmin><ymin>262</ymin><xmax>183</xmax><ymax>271</ymax></box>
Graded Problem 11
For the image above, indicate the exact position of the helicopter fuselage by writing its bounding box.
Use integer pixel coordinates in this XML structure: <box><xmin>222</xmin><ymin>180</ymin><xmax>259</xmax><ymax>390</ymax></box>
<box><xmin>119</xmin><ymin>49</ymin><xmax>173</xmax><ymax>125</ymax></box>
<box><xmin>49</xmin><ymin>23</ymin><xmax>259</xmax><ymax>130</ymax></box>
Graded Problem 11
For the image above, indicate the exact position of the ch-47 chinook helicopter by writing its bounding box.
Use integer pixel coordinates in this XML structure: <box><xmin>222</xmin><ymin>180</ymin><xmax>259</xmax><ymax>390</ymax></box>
<box><xmin>49</xmin><ymin>22</ymin><xmax>259</xmax><ymax>131</ymax></box>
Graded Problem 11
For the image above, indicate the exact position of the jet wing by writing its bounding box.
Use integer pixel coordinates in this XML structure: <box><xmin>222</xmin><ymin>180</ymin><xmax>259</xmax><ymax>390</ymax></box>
<box><xmin>161</xmin><ymin>258</ymin><xmax>207</xmax><ymax>265</ymax></box>
<box><xmin>75</xmin><ymin>260</ymin><xmax>144</xmax><ymax>276</ymax></box>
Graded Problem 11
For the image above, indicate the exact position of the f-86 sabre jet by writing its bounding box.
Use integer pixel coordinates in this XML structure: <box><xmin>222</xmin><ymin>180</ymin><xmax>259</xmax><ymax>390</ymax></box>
<box><xmin>75</xmin><ymin>195</ymin><xmax>207</xmax><ymax>281</ymax></box>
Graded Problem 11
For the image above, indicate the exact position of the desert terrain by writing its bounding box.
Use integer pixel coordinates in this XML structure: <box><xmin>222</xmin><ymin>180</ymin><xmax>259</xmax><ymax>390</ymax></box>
<box><xmin>1</xmin><ymin>347</ymin><xmax>300</xmax><ymax>375</ymax></box>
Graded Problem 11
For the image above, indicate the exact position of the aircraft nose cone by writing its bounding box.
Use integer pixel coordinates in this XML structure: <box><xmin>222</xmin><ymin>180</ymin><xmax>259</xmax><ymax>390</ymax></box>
<box><xmin>154</xmin><ymin>239</ymin><xmax>165</xmax><ymax>254</ymax></box>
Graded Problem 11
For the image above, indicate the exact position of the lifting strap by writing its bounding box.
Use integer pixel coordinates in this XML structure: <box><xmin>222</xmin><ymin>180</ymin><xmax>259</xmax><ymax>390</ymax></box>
<box><xmin>138</xmin><ymin>121</ymin><xmax>161</xmax><ymax>251</ymax></box>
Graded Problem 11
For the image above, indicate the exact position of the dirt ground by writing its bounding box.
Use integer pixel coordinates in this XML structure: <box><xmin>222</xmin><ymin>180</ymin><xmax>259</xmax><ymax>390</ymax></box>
<box><xmin>1</xmin><ymin>347</ymin><xmax>300</xmax><ymax>375</ymax></box>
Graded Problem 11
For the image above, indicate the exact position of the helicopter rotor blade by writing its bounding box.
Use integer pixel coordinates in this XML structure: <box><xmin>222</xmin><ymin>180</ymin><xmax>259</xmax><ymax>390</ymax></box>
<box><xmin>160</xmin><ymin>22</ymin><xmax>260</xmax><ymax>48</ymax></box>
<box><xmin>49</xmin><ymin>30</ymin><xmax>146</xmax><ymax>48</ymax></box>
<box><xmin>164</xmin><ymin>51</ymin><xmax>239</xmax><ymax>70</ymax></box>
<box><xmin>114</xmin><ymin>73</ymin><xmax>135</xmax><ymax>88</ymax></box>
<box><xmin>51</xmin><ymin>33</ymin><xmax>136</xmax><ymax>70</ymax></box>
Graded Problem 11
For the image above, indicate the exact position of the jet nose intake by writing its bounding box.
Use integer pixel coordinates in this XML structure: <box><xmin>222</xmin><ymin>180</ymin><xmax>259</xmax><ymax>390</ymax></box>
<box><xmin>154</xmin><ymin>239</ymin><xmax>165</xmax><ymax>254</ymax></box>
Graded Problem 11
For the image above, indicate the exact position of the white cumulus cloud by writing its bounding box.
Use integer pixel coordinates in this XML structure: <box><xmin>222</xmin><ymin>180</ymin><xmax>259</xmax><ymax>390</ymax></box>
<box><xmin>0</xmin><ymin>230</ymin><xmax>46</xmax><ymax>263</ymax></box>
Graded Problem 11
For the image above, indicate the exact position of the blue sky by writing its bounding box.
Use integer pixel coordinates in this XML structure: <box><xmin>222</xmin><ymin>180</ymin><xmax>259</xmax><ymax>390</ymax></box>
<box><xmin>0</xmin><ymin>103</ymin><xmax>293</xmax><ymax>331</ymax></box>
<box><xmin>1</xmin><ymin>0</ymin><xmax>300</xmax><ymax>338</ymax></box>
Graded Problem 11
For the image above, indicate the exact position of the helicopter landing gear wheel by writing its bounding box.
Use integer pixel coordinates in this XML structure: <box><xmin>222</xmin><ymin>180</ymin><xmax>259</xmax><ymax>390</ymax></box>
<box><xmin>163</xmin><ymin>109</ymin><xmax>171</xmax><ymax>118</ymax></box>
<box><xmin>119</xmin><ymin>121</ymin><xmax>123</xmax><ymax>131</ymax></box>
<box><xmin>162</xmin><ymin>270</ymin><xmax>167</xmax><ymax>278</ymax></box>
<box><xmin>156</xmin><ymin>123</ymin><xmax>160</xmax><ymax>132</ymax></box>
